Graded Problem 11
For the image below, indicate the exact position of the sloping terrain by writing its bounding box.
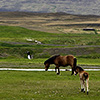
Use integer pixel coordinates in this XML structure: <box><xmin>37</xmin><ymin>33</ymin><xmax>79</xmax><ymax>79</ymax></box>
<box><xmin>0</xmin><ymin>12</ymin><xmax>100</xmax><ymax>68</ymax></box>
<box><xmin>0</xmin><ymin>12</ymin><xmax>100</xmax><ymax>34</ymax></box>
<box><xmin>0</xmin><ymin>0</ymin><xmax>100</xmax><ymax>15</ymax></box>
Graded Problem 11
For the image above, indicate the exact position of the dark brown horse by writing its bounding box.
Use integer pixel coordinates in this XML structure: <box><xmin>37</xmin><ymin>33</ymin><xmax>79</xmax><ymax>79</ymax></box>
<box><xmin>44</xmin><ymin>55</ymin><xmax>77</xmax><ymax>75</ymax></box>
<box><xmin>74</xmin><ymin>66</ymin><xmax>89</xmax><ymax>95</ymax></box>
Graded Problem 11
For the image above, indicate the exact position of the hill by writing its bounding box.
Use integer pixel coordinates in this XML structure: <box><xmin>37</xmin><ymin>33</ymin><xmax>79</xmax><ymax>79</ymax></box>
<box><xmin>0</xmin><ymin>12</ymin><xmax>100</xmax><ymax>60</ymax></box>
<box><xmin>0</xmin><ymin>25</ymin><xmax>100</xmax><ymax>60</ymax></box>
<box><xmin>0</xmin><ymin>0</ymin><xmax>100</xmax><ymax>15</ymax></box>
<box><xmin>0</xmin><ymin>12</ymin><xmax>100</xmax><ymax>34</ymax></box>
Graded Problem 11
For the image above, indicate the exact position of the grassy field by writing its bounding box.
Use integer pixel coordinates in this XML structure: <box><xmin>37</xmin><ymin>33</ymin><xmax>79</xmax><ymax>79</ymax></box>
<box><xmin>0</xmin><ymin>12</ymin><xmax>100</xmax><ymax>100</ymax></box>
<box><xmin>0</xmin><ymin>71</ymin><xmax>100</xmax><ymax>100</ymax></box>
<box><xmin>0</xmin><ymin>25</ymin><xmax>100</xmax><ymax>68</ymax></box>
<box><xmin>0</xmin><ymin>58</ymin><xmax>100</xmax><ymax>68</ymax></box>
<box><xmin>78</xmin><ymin>58</ymin><xmax>100</xmax><ymax>66</ymax></box>
<box><xmin>0</xmin><ymin>25</ymin><xmax>100</xmax><ymax>46</ymax></box>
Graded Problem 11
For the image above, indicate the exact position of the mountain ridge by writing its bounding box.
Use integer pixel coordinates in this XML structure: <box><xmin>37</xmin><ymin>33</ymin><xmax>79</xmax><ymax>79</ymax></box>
<box><xmin>0</xmin><ymin>0</ymin><xmax>100</xmax><ymax>15</ymax></box>
<box><xmin>0</xmin><ymin>11</ymin><xmax>100</xmax><ymax>34</ymax></box>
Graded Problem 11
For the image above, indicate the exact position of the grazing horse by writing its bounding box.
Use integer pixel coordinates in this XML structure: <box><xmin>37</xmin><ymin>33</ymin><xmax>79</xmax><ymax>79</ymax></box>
<box><xmin>44</xmin><ymin>55</ymin><xmax>77</xmax><ymax>75</ymax></box>
<box><xmin>74</xmin><ymin>66</ymin><xmax>89</xmax><ymax>95</ymax></box>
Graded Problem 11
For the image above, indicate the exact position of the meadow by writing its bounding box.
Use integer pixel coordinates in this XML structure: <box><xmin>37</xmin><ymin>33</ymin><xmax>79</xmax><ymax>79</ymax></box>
<box><xmin>0</xmin><ymin>71</ymin><xmax>100</xmax><ymax>100</ymax></box>
<box><xmin>0</xmin><ymin>12</ymin><xmax>100</xmax><ymax>100</ymax></box>
<box><xmin>0</xmin><ymin>25</ymin><xmax>100</xmax><ymax>55</ymax></box>
<box><xmin>0</xmin><ymin>25</ymin><xmax>100</xmax><ymax>68</ymax></box>
<box><xmin>0</xmin><ymin>25</ymin><xmax>100</xmax><ymax>46</ymax></box>
<box><xmin>0</xmin><ymin>58</ymin><xmax>100</xmax><ymax>69</ymax></box>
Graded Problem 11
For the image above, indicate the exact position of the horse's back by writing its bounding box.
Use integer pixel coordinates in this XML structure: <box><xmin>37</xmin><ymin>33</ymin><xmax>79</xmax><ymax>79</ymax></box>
<box><xmin>66</xmin><ymin>55</ymin><xmax>74</xmax><ymax>63</ymax></box>
<box><xmin>54</xmin><ymin>55</ymin><xmax>75</xmax><ymax>66</ymax></box>
<box><xmin>44</xmin><ymin>55</ymin><xmax>60</xmax><ymax>65</ymax></box>
<box><xmin>66</xmin><ymin>55</ymin><xmax>74</xmax><ymax>59</ymax></box>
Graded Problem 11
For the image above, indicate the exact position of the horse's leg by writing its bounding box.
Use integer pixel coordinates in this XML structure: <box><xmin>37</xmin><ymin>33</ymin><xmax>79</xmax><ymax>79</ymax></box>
<box><xmin>80</xmin><ymin>80</ymin><xmax>84</xmax><ymax>92</ymax></box>
<box><xmin>55</xmin><ymin>67</ymin><xmax>57</xmax><ymax>72</ymax></box>
<box><xmin>55</xmin><ymin>67</ymin><xmax>58</xmax><ymax>74</ymax></box>
<box><xmin>71</xmin><ymin>67</ymin><xmax>74</xmax><ymax>75</ymax></box>
<box><xmin>56</xmin><ymin>65</ymin><xmax>60</xmax><ymax>75</ymax></box>
<box><xmin>57</xmin><ymin>67</ymin><xmax>60</xmax><ymax>75</ymax></box>
<box><xmin>83</xmin><ymin>80</ymin><xmax>85</xmax><ymax>93</ymax></box>
<box><xmin>86</xmin><ymin>79</ymin><xmax>89</xmax><ymax>95</ymax></box>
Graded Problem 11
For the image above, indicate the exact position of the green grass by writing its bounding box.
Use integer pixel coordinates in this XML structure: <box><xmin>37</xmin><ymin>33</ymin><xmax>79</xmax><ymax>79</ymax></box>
<box><xmin>0</xmin><ymin>58</ymin><xmax>45</xmax><ymax>68</ymax></box>
<box><xmin>0</xmin><ymin>71</ymin><xmax>100</xmax><ymax>100</ymax></box>
<box><xmin>0</xmin><ymin>26</ymin><xmax>55</xmax><ymax>38</ymax></box>
<box><xmin>0</xmin><ymin>25</ymin><xmax>100</xmax><ymax>66</ymax></box>
<box><xmin>0</xmin><ymin>58</ymin><xmax>100</xmax><ymax>68</ymax></box>
<box><xmin>0</xmin><ymin>15</ymin><xmax>100</xmax><ymax>100</ymax></box>
<box><xmin>0</xmin><ymin>25</ymin><xmax>100</xmax><ymax>46</ymax></box>
<box><xmin>78</xmin><ymin>58</ymin><xmax>100</xmax><ymax>66</ymax></box>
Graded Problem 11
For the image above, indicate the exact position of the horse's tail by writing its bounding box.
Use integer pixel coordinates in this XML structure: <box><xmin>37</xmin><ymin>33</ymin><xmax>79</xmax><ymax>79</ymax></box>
<box><xmin>73</xmin><ymin>58</ymin><xmax>77</xmax><ymax>68</ymax></box>
<box><xmin>83</xmin><ymin>73</ymin><xmax>89</xmax><ymax>80</ymax></box>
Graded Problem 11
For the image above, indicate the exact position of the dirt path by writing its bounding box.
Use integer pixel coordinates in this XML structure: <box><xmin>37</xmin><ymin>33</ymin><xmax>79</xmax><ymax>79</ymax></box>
<box><xmin>2</xmin><ymin>41</ymin><xmax>100</xmax><ymax>48</ymax></box>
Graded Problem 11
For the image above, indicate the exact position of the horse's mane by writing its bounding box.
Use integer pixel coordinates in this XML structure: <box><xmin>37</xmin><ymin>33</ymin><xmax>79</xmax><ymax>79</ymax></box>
<box><xmin>44</xmin><ymin>55</ymin><xmax>60</xmax><ymax>64</ymax></box>
<box><xmin>76</xmin><ymin>66</ymin><xmax>84</xmax><ymax>71</ymax></box>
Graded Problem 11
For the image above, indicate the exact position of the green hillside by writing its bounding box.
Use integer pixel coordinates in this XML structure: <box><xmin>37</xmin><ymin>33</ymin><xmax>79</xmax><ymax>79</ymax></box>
<box><xmin>0</xmin><ymin>25</ymin><xmax>100</xmax><ymax>67</ymax></box>
<box><xmin>0</xmin><ymin>25</ymin><xmax>100</xmax><ymax>46</ymax></box>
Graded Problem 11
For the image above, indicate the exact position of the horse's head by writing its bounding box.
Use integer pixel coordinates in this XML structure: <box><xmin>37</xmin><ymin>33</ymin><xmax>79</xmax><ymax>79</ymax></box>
<box><xmin>44</xmin><ymin>63</ymin><xmax>50</xmax><ymax>71</ymax></box>
<box><xmin>74</xmin><ymin>66</ymin><xmax>84</xmax><ymax>75</ymax></box>
<box><xmin>44</xmin><ymin>55</ymin><xmax>58</xmax><ymax>71</ymax></box>
<box><xmin>74</xmin><ymin>67</ymin><xmax>79</xmax><ymax>75</ymax></box>
<box><xmin>44</xmin><ymin>60</ymin><xmax>50</xmax><ymax>71</ymax></box>
<box><xmin>44</xmin><ymin>58</ymin><xmax>52</xmax><ymax>71</ymax></box>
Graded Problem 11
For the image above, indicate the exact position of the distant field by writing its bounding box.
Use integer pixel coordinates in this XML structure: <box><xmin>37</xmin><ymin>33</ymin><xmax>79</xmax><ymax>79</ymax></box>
<box><xmin>0</xmin><ymin>58</ymin><xmax>100</xmax><ymax>69</ymax></box>
<box><xmin>0</xmin><ymin>25</ymin><xmax>100</xmax><ymax>46</ymax></box>
<box><xmin>0</xmin><ymin>71</ymin><xmax>100</xmax><ymax>100</ymax></box>
<box><xmin>0</xmin><ymin>12</ymin><xmax>100</xmax><ymax>67</ymax></box>
<box><xmin>0</xmin><ymin>12</ymin><xmax>100</xmax><ymax>34</ymax></box>
<box><xmin>0</xmin><ymin>25</ymin><xmax>100</xmax><ymax>64</ymax></box>
<box><xmin>0</xmin><ymin>12</ymin><xmax>100</xmax><ymax>100</ymax></box>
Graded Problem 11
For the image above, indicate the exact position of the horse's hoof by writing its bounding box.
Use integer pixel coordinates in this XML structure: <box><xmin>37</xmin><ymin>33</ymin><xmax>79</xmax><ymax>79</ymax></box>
<box><xmin>45</xmin><ymin>69</ymin><xmax>48</xmax><ymax>71</ymax></box>
<box><xmin>81</xmin><ymin>89</ymin><xmax>84</xmax><ymax>92</ymax></box>
<box><xmin>65</xmin><ymin>69</ymin><xmax>68</xmax><ymax>71</ymax></box>
<box><xmin>83</xmin><ymin>91</ymin><xmax>85</xmax><ymax>93</ymax></box>
<box><xmin>87</xmin><ymin>92</ymin><xmax>89</xmax><ymax>95</ymax></box>
<box><xmin>57</xmin><ymin>73</ymin><xmax>60</xmax><ymax>75</ymax></box>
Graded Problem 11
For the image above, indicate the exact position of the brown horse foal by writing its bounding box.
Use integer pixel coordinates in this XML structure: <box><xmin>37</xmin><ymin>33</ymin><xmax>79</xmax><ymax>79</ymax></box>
<box><xmin>74</xmin><ymin>66</ymin><xmax>89</xmax><ymax>95</ymax></box>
